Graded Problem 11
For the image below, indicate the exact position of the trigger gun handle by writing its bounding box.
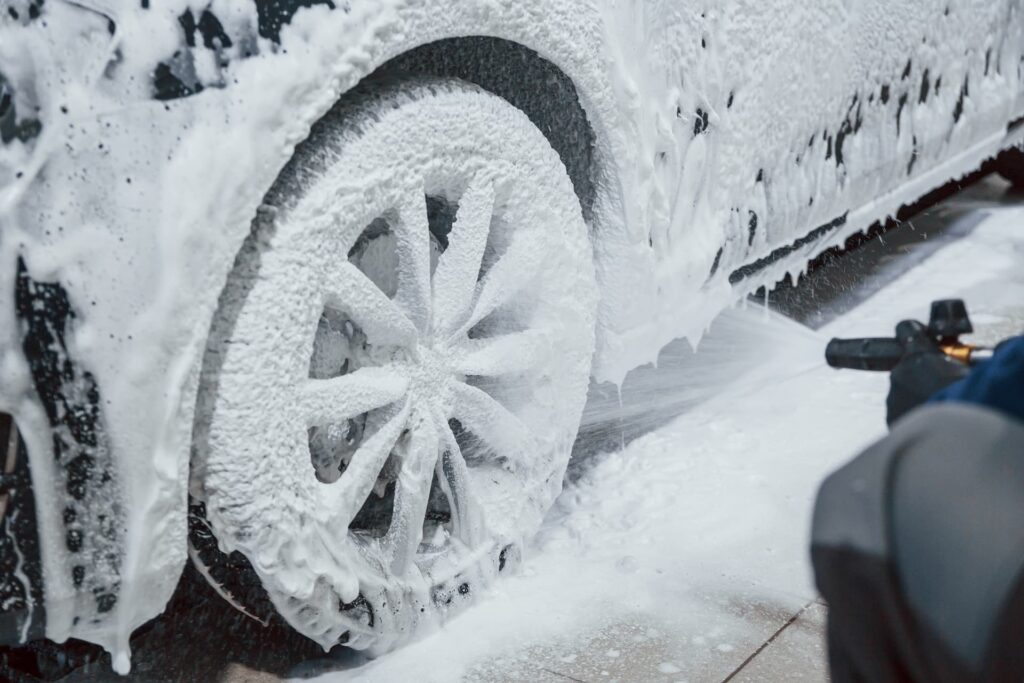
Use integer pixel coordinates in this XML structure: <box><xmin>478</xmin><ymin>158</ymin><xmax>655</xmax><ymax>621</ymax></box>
<box><xmin>825</xmin><ymin>337</ymin><xmax>905</xmax><ymax>372</ymax></box>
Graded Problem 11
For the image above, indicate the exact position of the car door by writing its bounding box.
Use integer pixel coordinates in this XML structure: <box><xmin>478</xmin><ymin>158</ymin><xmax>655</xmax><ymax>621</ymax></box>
<box><xmin>599</xmin><ymin>0</ymin><xmax>1023</xmax><ymax>350</ymax></box>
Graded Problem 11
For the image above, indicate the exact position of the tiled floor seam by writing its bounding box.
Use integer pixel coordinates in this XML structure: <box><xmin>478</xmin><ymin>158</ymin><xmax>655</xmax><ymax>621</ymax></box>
<box><xmin>718</xmin><ymin>600</ymin><xmax>817</xmax><ymax>683</ymax></box>
<box><xmin>540</xmin><ymin>668</ymin><xmax>589</xmax><ymax>683</ymax></box>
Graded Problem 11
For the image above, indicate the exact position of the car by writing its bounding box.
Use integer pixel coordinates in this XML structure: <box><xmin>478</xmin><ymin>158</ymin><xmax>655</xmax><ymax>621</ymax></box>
<box><xmin>0</xmin><ymin>0</ymin><xmax>1022</xmax><ymax>673</ymax></box>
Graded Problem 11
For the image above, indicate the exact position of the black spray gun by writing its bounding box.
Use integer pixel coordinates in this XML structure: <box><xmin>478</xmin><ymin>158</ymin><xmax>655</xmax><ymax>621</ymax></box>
<box><xmin>825</xmin><ymin>299</ymin><xmax>994</xmax><ymax>372</ymax></box>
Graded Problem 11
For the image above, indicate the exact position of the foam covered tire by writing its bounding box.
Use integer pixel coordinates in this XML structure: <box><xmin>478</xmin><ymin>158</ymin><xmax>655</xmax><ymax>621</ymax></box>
<box><xmin>996</xmin><ymin>146</ymin><xmax>1024</xmax><ymax>187</ymax></box>
<box><xmin>193</xmin><ymin>78</ymin><xmax>597</xmax><ymax>652</ymax></box>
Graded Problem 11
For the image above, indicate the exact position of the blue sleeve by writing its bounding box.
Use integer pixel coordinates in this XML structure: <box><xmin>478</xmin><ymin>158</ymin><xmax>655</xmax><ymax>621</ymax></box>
<box><xmin>929</xmin><ymin>336</ymin><xmax>1024</xmax><ymax>423</ymax></box>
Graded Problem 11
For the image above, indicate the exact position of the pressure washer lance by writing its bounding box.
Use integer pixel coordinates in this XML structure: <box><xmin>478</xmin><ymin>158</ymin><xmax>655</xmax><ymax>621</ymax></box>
<box><xmin>826</xmin><ymin>299</ymin><xmax>994</xmax><ymax>372</ymax></box>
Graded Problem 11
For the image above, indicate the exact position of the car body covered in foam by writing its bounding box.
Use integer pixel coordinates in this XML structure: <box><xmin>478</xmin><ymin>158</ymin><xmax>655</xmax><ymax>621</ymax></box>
<box><xmin>0</xmin><ymin>0</ymin><xmax>1021</xmax><ymax>670</ymax></box>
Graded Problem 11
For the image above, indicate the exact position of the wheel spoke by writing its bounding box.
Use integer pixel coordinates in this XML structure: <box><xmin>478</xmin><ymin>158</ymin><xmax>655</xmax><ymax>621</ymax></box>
<box><xmin>437</xmin><ymin>412</ymin><xmax>481</xmax><ymax>547</ymax></box>
<box><xmin>385</xmin><ymin>410</ymin><xmax>440</xmax><ymax>575</ymax></box>
<box><xmin>432</xmin><ymin>177</ymin><xmax>495</xmax><ymax>335</ymax></box>
<box><xmin>455</xmin><ymin>329</ymin><xmax>551</xmax><ymax>377</ymax></box>
<box><xmin>300</xmin><ymin>367</ymin><xmax>409</xmax><ymax>428</ymax></box>
<box><xmin>451</xmin><ymin>382</ymin><xmax>533</xmax><ymax>469</ymax></box>
<box><xmin>324</xmin><ymin>263</ymin><xmax>418</xmax><ymax>348</ymax></box>
<box><xmin>455</xmin><ymin>232</ymin><xmax>543</xmax><ymax>338</ymax></box>
<box><xmin>395</xmin><ymin>193</ymin><xmax>433</xmax><ymax>333</ymax></box>
<box><xmin>329</xmin><ymin>399</ymin><xmax>411</xmax><ymax>525</ymax></box>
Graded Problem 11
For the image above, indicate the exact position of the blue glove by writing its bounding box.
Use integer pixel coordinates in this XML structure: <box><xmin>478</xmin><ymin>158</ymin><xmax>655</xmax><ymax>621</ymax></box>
<box><xmin>930</xmin><ymin>335</ymin><xmax>1024</xmax><ymax>423</ymax></box>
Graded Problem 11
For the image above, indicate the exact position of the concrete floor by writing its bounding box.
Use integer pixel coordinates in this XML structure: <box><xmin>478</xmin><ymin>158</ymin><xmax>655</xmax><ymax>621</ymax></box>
<box><xmin>452</xmin><ymin>602</ymin><xmax>830</xmax><ymax>683</ymax></box>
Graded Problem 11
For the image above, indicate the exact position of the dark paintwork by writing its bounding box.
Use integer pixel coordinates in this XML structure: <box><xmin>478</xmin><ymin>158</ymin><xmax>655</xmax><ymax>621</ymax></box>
<box><xmin>0</xmin><ymin>72</ymin><xmax>42</xmax><ymax>145</ymax></box>
<box><xmin>729</xmin><ymin>214</ymin><xmax>849</xmax><ymax>285</ymax></box>
<box><xmin>150</xmin><ymin>1</ymin><xmax>336</xmax><ymax>101</ymax></box>
<box><xmin>693</xmin><ymin>107</ymin><xmax>709</xmax><ymax>136</ymax></box>
<box><xmin>0</xmin><ymin>416</ymin><xmax>44</xmax><ymax>647</ymax></box>
<box><xmin>5</xmin><ymin>260</ymin><xmax>125</xmax><ymax>645</ymax></box>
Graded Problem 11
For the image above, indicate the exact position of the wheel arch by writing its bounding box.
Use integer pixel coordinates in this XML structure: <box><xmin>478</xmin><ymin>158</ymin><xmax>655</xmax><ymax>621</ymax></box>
<box><xmin>365</xmin><ymin>36</ymin><xmax>599</xmax><ymax>222</ymax></box>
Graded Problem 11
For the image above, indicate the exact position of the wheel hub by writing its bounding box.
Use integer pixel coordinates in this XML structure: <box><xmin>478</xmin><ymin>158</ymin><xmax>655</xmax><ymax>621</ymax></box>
<box><xmin>402</xmin><ymin>341</ymin><xmax>457</xmax><ymax>411</ymax></box>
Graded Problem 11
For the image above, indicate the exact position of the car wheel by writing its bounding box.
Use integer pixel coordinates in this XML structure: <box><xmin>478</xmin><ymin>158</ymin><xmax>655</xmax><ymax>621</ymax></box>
<box><xmin>193</xmin><ymin>77</ymin><xmax>597</xmax><ymax>652</ymax></box>
<box><xmin>996</xmin><ymin>146</ymin><xmax>1024</xmax><ymax>187</ymax></box>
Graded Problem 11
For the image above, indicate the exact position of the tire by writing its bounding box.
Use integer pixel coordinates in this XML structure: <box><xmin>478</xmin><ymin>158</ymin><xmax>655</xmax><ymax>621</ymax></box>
<box><xmin>996</xmin><ymin>146</ymin><xmax>1024</xmax><ymax>188</ymax></box>
<box><xmin>193</xmin><ymin>77</ymin><xmax>597</xmax><ymax>652</ymax></box>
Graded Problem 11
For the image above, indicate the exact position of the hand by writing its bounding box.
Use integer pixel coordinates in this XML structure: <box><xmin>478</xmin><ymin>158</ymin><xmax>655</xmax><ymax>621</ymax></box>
<box><xmin>886</xmin><ymin>320</ymin><xmax>970</xmax><ymax>426</ymax></box>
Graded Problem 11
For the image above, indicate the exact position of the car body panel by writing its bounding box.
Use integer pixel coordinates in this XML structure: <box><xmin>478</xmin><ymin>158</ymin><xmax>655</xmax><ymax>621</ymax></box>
<box><xmin>0</xmin><ymin>0</ymin><xmax>1021</xmax><ymax>665</ymax></box>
